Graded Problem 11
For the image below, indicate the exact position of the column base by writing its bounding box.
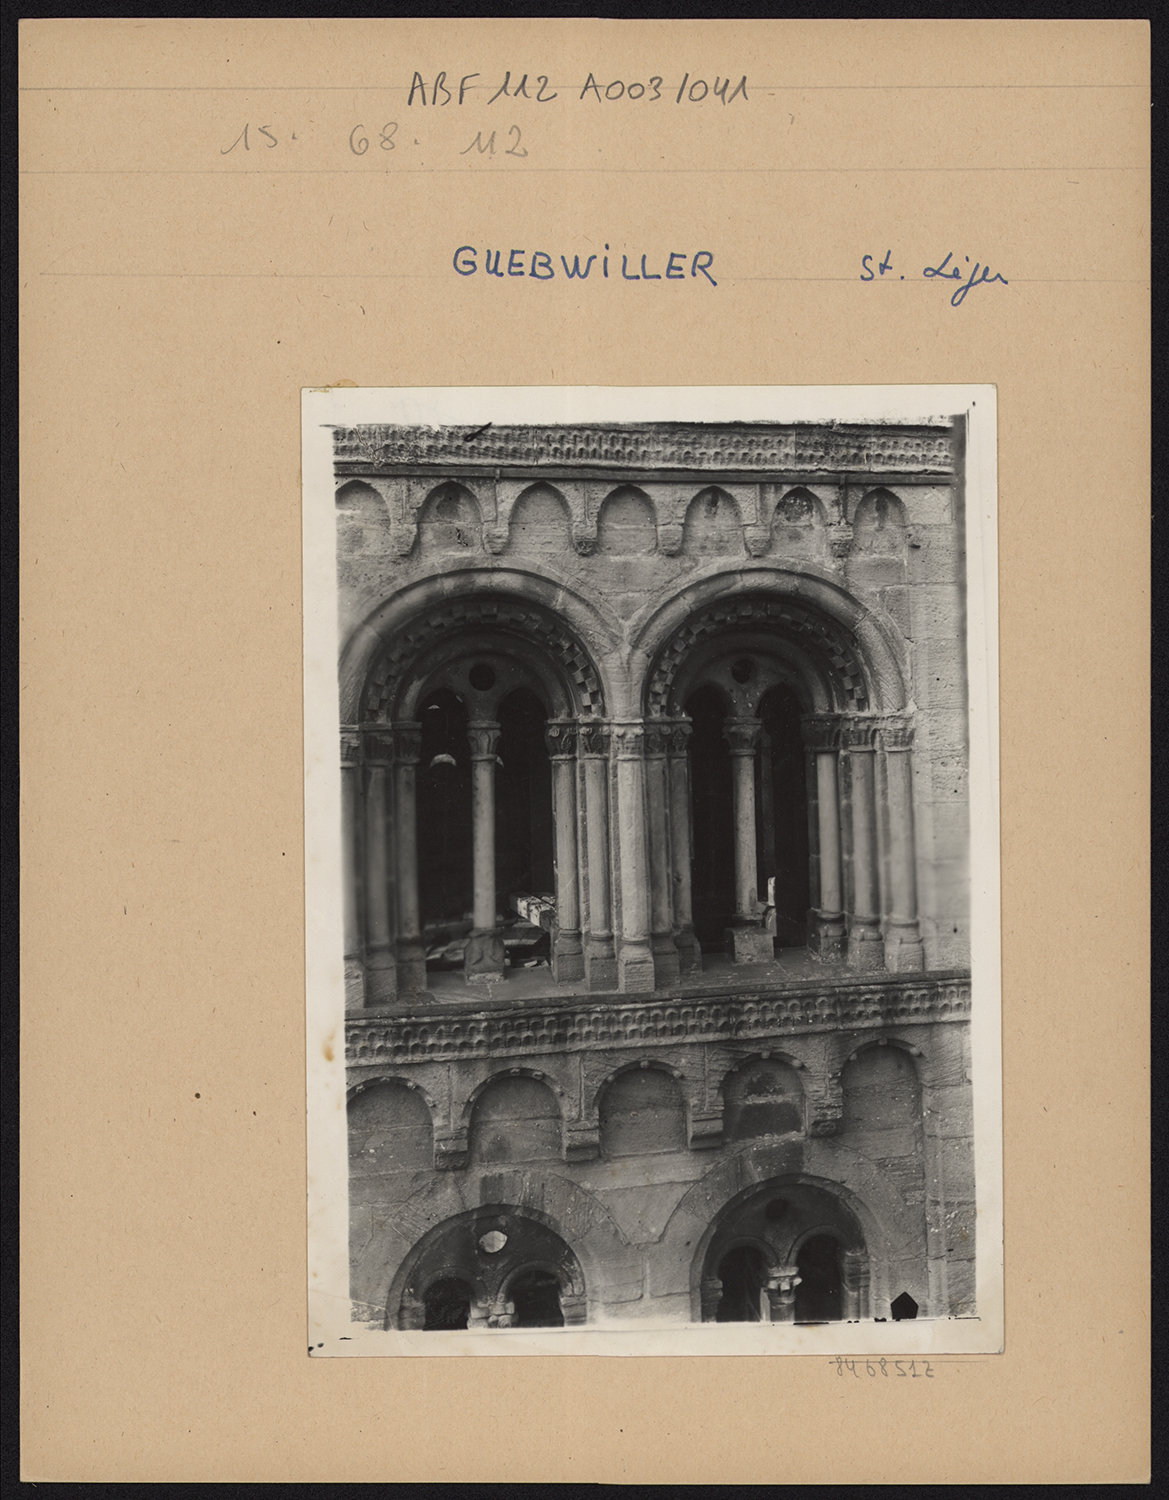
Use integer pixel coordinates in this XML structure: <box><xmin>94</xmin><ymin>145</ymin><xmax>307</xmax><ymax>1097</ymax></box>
<box><xmin>464</xmin><ymin>928</ymin><xmax>505</xmax><ymax>981</ymax></box>
<box><xmin>809</xmin><ymin>910</ymin><xmax>846</xmax><ymax>962</ymax></box>
<box><xmin>584</xmin><ymin>939</ymin><xmax>617</xmax><ymax>992</ymax></box>
<box><xmin>884</xmin><ymin>922</ymin><xmax>925</xmax><ymax>972</ymax></box>
<box><xmin>674</xmin><ymin>927</ymin><xmax>702</xmax><ymax>973</ymax></box>
<box><xmin>652</xmin><ymin>933</ymin><xmax>681</xmax><ymax>988</ymax></box>
<box><xmin>847</xmin><ymin>922</ymin><xmax>885</xmax><ymax>971</ymax></box>
<box><xmin>552</xmin><ymin>927</ymin><xmax>585</xmax><ymax>984</ymax></box>
<box><xmin>395</xmin><ymin>939</ymin><xmax>428</xmax><ymax>995</ymax></box>
<box><xmin>725</xmin><ymin>925</ymin><xmax>775</xmax><ymax>964</ymax></box>
<box><xmin>364</xmin><ymin>946</ymin><xmax>398</xmax><ymax>1005</ymax></box>
<box><xmin>618</xmin><ymin>940</ymin><xmax>656</xmax><ymax>993</ymax></box>
<box><xmin>344</xmin><ymin>957</ymin><xmax>366</xmax><ymax>1011</ymax></box>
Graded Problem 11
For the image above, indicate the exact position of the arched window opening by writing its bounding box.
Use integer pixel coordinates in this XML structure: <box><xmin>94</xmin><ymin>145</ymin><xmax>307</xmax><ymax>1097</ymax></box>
<box><xmin>685</xmin><ymin>684</ymin><xmax>735</xmax><ymax>946</ymax></box>
<box><xmin>756</xmin><ymin>685</ymin><xmax>810</xmax><ymax>946</ymax></box>
<box><xmin>891</xmin><ymin>1291</ymin><xmax>919</xmax><ymax>1320</ymax></box>
<box><xmin>469</xmin><ymin>1075</ymin><xmax>562</xmax><ymax>1165</ymax></box>
<box><xmin>599</xmin><ymin>1067</ymin><xmax>687</xmax><ymax>1158</ymax></box>
<box><xmin>508</xmin><ymin>1268</ymin><xmax>565</xmax><ymax>1327</ymax></box>
<box><xmin>496</xmin><ymin>688</ymin><xmax>554</xmax><ymax>928</ymax></box>
<box><xmin>699</xmin><ymin>1180</ymin><xmax>866</xmax><ymax>1324</ymax></box>
<box><xmin>417</xmin><ymin>688</ymin><xmax>472</xmax><ymax>945</ymax></box>
<box><xmin>795</xmin><ymin>1234</ymin><xmax>843</xmax><ymax>1322</ymax></box>
<box><xmin>423</xmin><ymin>1277</ymin><xmax>473</xmax><ymax>1330</ymax></box>
<box><xmin>715</xmin><ymin>1246</ymin><xmax>766</xmax><ymax>1322</ymax></box>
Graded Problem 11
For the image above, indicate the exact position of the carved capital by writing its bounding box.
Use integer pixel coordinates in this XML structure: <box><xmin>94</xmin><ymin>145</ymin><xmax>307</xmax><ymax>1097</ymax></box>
<box><xmin>666</xmin><ymin>718</ymin><xmax>693</xmax><ymax>756</ymax></box>
<box><xmin>391</xmin><ymin>721</ymin><xmax>422</xmax><ymax>764</ymax></box>
<box><xmin>483</xmin><ymin>526</ymin><xmax>508</xmax><ymax>555</ymax></box>
<box><xmin>571</xmin><ymin>525</ymin><xmax>598</xmax><ymax>557</ymax></box>
<box><xmin>577</xmin><ymin>722</ymin><xmax>611</xmax><ymax>758</ymax></box>
<box><xmin>841</xmin><ymin>719</ymin><xmax>880</xmax><ymax>752</ymax></box>
<box><xmin>723</xmin><ymin>716</ymin><xmax>763</xmax><ymax>756</ymax></box>
<box><xmin>642</xmin><ymin>719</ymin><xmax>673</xmax><ymax>759</ymax></box>
<box><xmin>362</xmin><ymin>730</ymin><xmax>395</xmax><ymax>765</ymax></box>
<box><xmin>658</xmin><ymin>522</ymin><xmax>684</xmax><ymax>556</ymax></box>
<box><xmin>544</xmin><ymin>720</ymin><xmax>579</xmax><ymax>759</ymax></box>
<box><xmin>807</xmin><ymin>1071</ymin><xmax>844</xmax><ymax>1136</ymax></box>
<box><xmin>467</xmin><ymin>721</ymin><xmax>502</xmax><ymax>760</ymax></box>
<box><xmin>340</xmin><ymin>728</ymin><xmax>362</xmax><ymax>766</ymax></box>
<box><xmin>611</xmin><ymin>723</ymin><xmax>645</xmax><ymax>758</ymax></box>
<box><xmin>880</xmin><ymin>720</ymin><xmax>914</xmax><ymax>752</ymax></box>
<box><xmin>802</xmin><ymin>715</ymin><xmax>842</xmax><ymax>753</ymax></box>
<box><xmin>744</xmin><ymin>527</ymin><xmax>770</xmax><ymax>557</ymax></box>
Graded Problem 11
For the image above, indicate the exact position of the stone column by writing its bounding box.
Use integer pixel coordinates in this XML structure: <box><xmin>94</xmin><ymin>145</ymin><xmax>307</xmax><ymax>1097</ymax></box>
<box><xmin>841</xmin><ymin>1248</ymin><xmax>870</xmax><ymax>1321</ymax></box>
<box><xmin>667</xmin><ymin>719</ymin><xmax>701</xmax><ymax>971</ymax></box>
<box><xmin>465</xmin><ymin>721</ymin><xmax>505</xmax><ymax>981</ymax></box>
<box><xmin>804</xmin><ymin>716</ymin><xmax>846</xmax><ymax>961</ymax></box>
<box><xmin>392</xmin><ymin>722</ymin><xmax>426</xmax><ymax>994</ymax></box>
<box><xmin>881</xmin><ymin>722</ymin><xmax>926</xmax><ymax>971</ymax></box>
<box><xmin>612</xmin><ymin>723</ymin><xmax>656</xmax><ymax>993</ymax></box>
<box><xmin>579</xmin><ymin>723</ymin><xmax>617</xmax><ymax>990</ymax></box>
<box><xmin>844</xmin><ymin>721</ymin><xmax>884</xmax><ymax>970</ymax></box>
<box><xmin>362</xmin><ymin>730</ymin><xmax>397</xmax><ymax>1004</ymax></box>
<box><xmin>644</xmin><ymin>720</ymin><xmax>680</xmax><ymax>987</ymax></box>
<box><xmin>764</xmin><ymin>1265</ymin><xmax>801</xmax><ymax>1322</ymax></box>
<box><xmin>723</xmin><ymin>717</ymin><xmax>774</xmax><ymax>964</ymax></box>
<box><xmin>699</xmin><ymin>1275</ymin><xmax>723</xmax><ymax>1323</ymax></box>
<box><xmin>545</xmin><ymin>720</ymin><xmax>584</xmax><ymax>983</ymax></box>
<box><xmin>340</xmin><ymin>729</ymin><xmax>365</xmax><ymax>1009</ymax></box>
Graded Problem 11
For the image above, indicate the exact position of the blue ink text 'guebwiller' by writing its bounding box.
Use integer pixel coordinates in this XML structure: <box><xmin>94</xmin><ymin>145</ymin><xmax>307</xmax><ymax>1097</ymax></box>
<box><xmin>454</xmin><ymin>246</ymin><xmax>717</xmax><ymax>285</ymax></box>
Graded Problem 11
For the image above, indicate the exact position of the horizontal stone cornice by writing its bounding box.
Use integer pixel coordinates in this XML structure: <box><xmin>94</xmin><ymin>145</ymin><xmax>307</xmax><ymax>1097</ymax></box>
<box><xmin>346</xmin><ymin>972</ymin><xmax>971</xmax><ymax>1068</ymax></box>
<box><xmin>333</xmin><ymin>422</ymin><xmax>956</xmax><ymax>477</ymax></box>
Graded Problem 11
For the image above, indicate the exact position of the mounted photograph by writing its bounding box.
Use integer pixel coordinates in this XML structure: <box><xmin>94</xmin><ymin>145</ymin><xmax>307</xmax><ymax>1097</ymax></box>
<box><xmin>303</xmin><ymin>386</ymin><xmax>1001</xmax><ymax>1356</ymax></box>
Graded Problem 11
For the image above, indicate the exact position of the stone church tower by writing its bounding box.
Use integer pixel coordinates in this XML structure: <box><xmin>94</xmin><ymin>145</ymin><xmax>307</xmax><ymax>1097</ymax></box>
<box><xmin>335</xmin><ymin>418</ymin><xmax>975</xmax><ymax>1331</ymax></box>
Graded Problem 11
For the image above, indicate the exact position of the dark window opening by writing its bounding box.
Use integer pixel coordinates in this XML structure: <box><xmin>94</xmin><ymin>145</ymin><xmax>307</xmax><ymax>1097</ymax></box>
<box><xmin>686</xmin><ymin>685</ymin><xmax>735</xmax><ymax>945</ymax></box>
<box><xmin>715</xmin><ymin>1245</ymin><xmax>766</xmax><ymax>1323</ymax></box>
<box><xmin>756</xmin><ymin>684</ymin><xmax>810</xmax><ymax>947</ymax></box>
<box><xmin>422</xmin><ymin>1277</ymin><xmax>472</xmax><ymax>1330</ymax></box>
<box><xmin>891</xmin><ymin>1291</ymin><xmax>919</xmax><ymax>1321</ymax></box>
<box><xmin>495</xmin><ymin>688</ymin><xmax>554</xmax><ymax>911</ymax></box>
<box><xmin>509</xmin><ymin>1268</ymin><xmax>564</xmax><ymax>1327</ymax></box>
<box><xmin>794</xmin><ymin>1234</ymin><xmax>843</xmax><ymax>1323</ymax></box>
<box><xmin>418</xmin><ymin>688</ymin><xmax>472</xmax><ymax>932</ymax></box>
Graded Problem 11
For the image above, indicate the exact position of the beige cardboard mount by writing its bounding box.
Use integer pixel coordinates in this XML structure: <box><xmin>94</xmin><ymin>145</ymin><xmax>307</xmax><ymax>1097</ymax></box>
<box><xmin>20</xmin><ymin>19</ymin><xmax>1148</xmax><ymax>1484</ymax></box>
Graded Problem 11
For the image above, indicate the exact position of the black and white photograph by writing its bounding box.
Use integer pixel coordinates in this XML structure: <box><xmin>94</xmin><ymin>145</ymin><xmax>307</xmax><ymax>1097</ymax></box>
<box><xmin>303</xmin><ymin>385</ymin><xmax>1001</xmax><ymax>1355</ymax></box>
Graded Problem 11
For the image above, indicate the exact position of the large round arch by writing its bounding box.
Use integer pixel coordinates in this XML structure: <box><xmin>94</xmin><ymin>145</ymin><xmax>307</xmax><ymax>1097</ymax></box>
<box><xmin>628</xmin><ymin>568</ymin><xmax>909</xmax><ymax>717</ymax></box>
<box><xmin>623</xmin><ymin>572</ymin><xmax>918</xmax><ymax>973</ymax></box>
<box><xmin>339</xmin><ymin>569</ymin><xmax>622</xmax><ymax>724</ymax></box>
<box><xmin>387</xmin><ymin>1203</ymin><xmax>587</xmax><ymax>1330</ymax></box>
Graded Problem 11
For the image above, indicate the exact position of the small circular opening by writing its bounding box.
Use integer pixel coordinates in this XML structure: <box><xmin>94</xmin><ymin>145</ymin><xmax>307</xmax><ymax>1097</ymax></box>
<box><xmin>730</xmin><ymin>658</ymin><xmax>755</xmax><ymax>684</ymax></box>
<box><xmin>765</xmin><ymin>1198</ymin><xmax>790</xmax><ymax>1222</ymax></box>
<box><xmin>468</xmin><ymin>663</ymin><xmax>496</xmax><ymax>692</ymax></box>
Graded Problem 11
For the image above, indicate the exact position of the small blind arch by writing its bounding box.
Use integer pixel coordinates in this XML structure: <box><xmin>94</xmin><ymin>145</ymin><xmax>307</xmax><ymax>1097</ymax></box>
<box><xmin>598</xmin><ymin>1065</ymin><xmax>686</xmax><ymax>1158</ymax></box>
<box><xmin>469</xmin><ymin>1075</ymin><xmax>563</xmax><ymax>1165</ymax></box>
<box><xmin>347</xmin><ymin>1081</ymin><xmax>434</xmax><ymax>1174</ymax></box>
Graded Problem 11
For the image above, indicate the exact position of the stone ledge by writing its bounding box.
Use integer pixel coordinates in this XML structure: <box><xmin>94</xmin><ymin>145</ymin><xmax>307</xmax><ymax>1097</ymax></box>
<box><xmin>347</xmin><ymin>971</ymin><xmax>971</xmax><ymax>1067</ymax></box>
<box><xmin>334</xmin><ymin>422</ymin><xmax>956</xmax><ymax>476</ymax></box>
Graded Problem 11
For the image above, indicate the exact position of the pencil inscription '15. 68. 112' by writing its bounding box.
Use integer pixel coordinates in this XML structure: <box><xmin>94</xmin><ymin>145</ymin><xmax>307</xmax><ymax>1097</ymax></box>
<box><xmin>861</xmin><ymin>249</ymin><xmax>1008</xmax><ymax>307</ymax></box>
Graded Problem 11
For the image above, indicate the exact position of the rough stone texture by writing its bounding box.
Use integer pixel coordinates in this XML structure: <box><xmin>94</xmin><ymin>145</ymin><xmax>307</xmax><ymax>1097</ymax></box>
<box><xmin>337</xmin><ymin>418</ymin><xmax>976</xmax><ymax>1329</ymax></box>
